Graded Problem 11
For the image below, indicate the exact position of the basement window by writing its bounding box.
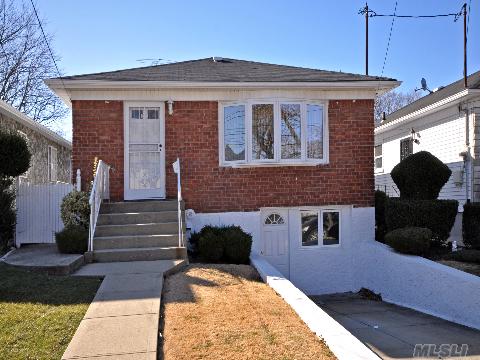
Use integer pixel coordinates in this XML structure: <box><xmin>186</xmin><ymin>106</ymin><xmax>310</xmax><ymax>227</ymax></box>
<box><xmin>301</xmin><ymin>209</ymin><xmax>341</xmax><ymax>248</ymax></box>
<box><xmin>220</xmin><ymin>100</ymin><xmax>328</xmax><ymax>166</ymax></box>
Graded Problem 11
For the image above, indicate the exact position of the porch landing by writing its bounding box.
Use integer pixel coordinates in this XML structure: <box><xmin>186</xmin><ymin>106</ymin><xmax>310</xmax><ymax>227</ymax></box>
<box><xmin>62</xmin><ymin>259</ymin><xmax>186</xmax><ymax>360</ymax></box>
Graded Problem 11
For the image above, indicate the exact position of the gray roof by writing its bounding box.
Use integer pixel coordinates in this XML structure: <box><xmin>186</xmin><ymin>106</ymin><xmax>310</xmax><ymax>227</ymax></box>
<box><xmin>56</xmin><ymin>57</ymin><xmax>396</xmax><ymax>83</ymax></box>
<box><xmin>381</xmin><ymin>70</ymin><xmax>480</xmax><ymax>125</ymax></box>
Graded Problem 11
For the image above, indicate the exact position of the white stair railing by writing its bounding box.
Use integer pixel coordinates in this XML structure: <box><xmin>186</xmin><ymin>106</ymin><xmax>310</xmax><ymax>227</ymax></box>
<box><xmin>172</xmin><ymin>158</ymin><xmax>185</xmax><ymax>248</ymax></box>
<box><xmin>88</xmin><ymin>160</ymin><xmax>111</xmax><ymax>252</ymax></box>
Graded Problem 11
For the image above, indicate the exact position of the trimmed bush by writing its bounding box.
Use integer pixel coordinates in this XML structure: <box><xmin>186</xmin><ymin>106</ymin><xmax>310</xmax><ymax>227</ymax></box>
<box><xmin>385</xmin><ymin>227</ymin><xmax>432</xmax><ymax>255</ymax></box>
<box><xmin>198</xmin><ymin>227</ymin><xmax>225</xmax><ymax>262</ymax></box>
<box><xmin>463</xmin><ymin>203</ymin><xmax>480</xmax><ymax>250</ymax></box>
<box><xmin>223</xmin><ymin>226</ymin><xmax>252</xmax><ymax>264</ymax></box>
<box><xmin>0</xmin><ymin>184</ymin><xmax>15</xmax><ymax>251</ymax></box>
<box><xmin>0</xmin><ymin>130</ymin><xmax>31</xmax><ymax>179</ymax></box>
<box><xmin>385</xmin><ymin>198</ymin><xmax>458</xmax><ymax>246</ymax></box>
<box><xmin>391</xmin><ymin>151</ymin><xmax>451</xmax><ymax>200</ymax></box>
<box><xmin>195</xmin><ymin>225</ymin><xmax>252</xmax><ymax>263</ymax></box>
<box><xmin>60</xmin><ymin>191</ymin><xmax>90</xmax><ymax>229</ymax></box>
<box><xmin>55</xmin><ymin>225</ymin><xmax>88</xmax><ymax>254</ymax></box>
<box><xmin>375</xmin><ymin>190</ymin><xmax>388</xmax><ymax>242</ymax></box>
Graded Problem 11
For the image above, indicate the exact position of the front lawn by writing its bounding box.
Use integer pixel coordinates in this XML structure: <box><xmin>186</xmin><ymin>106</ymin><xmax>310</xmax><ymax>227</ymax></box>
<box><xmin>0</xmin><ymin>263</ymin><xmax>101</xmax><ymax>359</ymax></box>
<box><xmin>160</xmin><ymin>264</ymin><xmax>336</xmax><ymax>360</ymax></box>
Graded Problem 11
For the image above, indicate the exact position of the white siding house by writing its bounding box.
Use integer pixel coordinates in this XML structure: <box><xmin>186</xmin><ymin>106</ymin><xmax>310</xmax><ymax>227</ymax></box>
<box><xmin>375</xmin><ymin>71</ymin><xmax>480</xmax><ymax>242</ymax></box>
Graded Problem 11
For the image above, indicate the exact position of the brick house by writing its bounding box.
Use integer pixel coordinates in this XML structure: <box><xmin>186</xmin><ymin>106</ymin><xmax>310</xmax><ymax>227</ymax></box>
<box><xmin>47</xmin><ymin>58</ymin><xmax>399</xmax><ymax>293</ymax></box>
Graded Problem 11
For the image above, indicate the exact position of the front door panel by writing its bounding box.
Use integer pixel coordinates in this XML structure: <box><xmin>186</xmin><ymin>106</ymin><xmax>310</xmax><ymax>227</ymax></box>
<box><xmin>261</xmin><ymin>210</ymin><xmax>289</xmax><ymax>278</ymax></box>
<box><xmin>124</xmin><ymin>103</ymin><xmax>165</xmax><ymax>200</ymax></box>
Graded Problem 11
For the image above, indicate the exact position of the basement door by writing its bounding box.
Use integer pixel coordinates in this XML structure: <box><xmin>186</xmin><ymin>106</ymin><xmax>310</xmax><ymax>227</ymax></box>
<box><xmin>124</xmin><ymin>102</ymin><xmax>165</xmax><ymax>200</ymax></box>
<box><xmin>261</xmin><ymin>210</ymin><xmax>290</xmax><ymax>278</ymax></box>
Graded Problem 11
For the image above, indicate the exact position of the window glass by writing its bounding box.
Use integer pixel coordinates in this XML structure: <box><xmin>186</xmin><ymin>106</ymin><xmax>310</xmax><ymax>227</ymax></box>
<box><xmin>147</xmin><ymin>108</ymin><xmax>159</xmax><ymax>119</ymax></box>
<box><xmin>374</xmin><ymin>144</ymin><xmax>382</xmax><ymax>157</ymax></box>
<box><xmin>374</xmin><ymin>145</ymin><xmax>383</xmax><ymax>169</ymax></box>
<box><xmin>375</xmin><ymin>157</ymin><xmax>383</xmax><ymax>169</ymax></box>
<box><xmin>224</xmin><ymin>105</ymin><xmax>245</xmax><ymax>161</ymax></box>
<box><xmin>265</xmin><ymin>213</ymin><xmax>285</xmax><ymax>225</ymax></box>
<box><xmin>281</xmin><ymin>104</ymin><xmax>301</xmax><ymax>159</ymax></box>
<box><xmin>400</xmin><ymin>138</ymin><xmax>413</xmax><ymax>161</ymax></box>
<box><xmin>252</xmin><ymin>104</ymin><xmax>274</xmax><ymax>160</ymax></box>
<box><xmin>301</xmin><ymin>211</ymin><xmax>318</xmax><ymax>246</ymax></box>
<box><xmin>307</xmin><ymin>104</ymin><xmax>324</xmax><ymax>159</ymax></box>
<box><xmin>131</xmin><ymin>108</ymin><xmax>143</xmax><ymax>119</ymax></box>
<box><xmin>323</xmin><ymin>211</ymin><xmax>340</xmax><ymax>245</ymax></box>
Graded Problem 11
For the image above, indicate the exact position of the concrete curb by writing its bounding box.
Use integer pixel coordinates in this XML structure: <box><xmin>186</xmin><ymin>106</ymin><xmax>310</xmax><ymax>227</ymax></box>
<box><xmin>251</xmin><ymin>254</ymin><xmax>380</xmax><ymax>360</ymax></box>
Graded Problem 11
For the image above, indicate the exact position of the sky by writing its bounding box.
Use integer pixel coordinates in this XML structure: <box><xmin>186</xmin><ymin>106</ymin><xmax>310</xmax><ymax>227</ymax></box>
<box><xmin>34</xmin><ymin>0</ymin><xmax>479</xmax><ymax>139</ymax></box>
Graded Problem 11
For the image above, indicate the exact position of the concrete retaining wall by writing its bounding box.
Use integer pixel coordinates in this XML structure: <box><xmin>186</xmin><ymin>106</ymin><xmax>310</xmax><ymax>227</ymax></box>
<box><xmin>355</xmin><ymin>242</ymin><xmax>480</xmax><ymax>330</ymax></box>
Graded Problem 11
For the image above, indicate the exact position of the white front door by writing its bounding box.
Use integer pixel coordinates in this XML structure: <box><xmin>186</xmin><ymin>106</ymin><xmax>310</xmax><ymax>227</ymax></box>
<box><xmin>124</xmin><ymin>102</ymin><xmax>165</xmax><ymax>200</ymax></box>
<box><xmin>261</xmin><ymin>210</ymin><xmax>290</xmax><ymax>278</ymax></box>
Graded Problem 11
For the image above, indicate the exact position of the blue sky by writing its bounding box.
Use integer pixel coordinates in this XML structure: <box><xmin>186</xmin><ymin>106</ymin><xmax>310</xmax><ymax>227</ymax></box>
<box><xmin>36</xmin><ymin>0</ymin><xmax>478</xmax><ymax>137</ymax></box>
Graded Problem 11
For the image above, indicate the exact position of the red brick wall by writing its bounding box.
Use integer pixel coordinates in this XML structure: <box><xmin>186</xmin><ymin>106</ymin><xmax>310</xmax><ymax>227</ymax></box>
<box><xmin>165</xmin><ymin>100</ymin><xmax>374</xmax><ymax>212</ymax></box>
<box><xmin>72</xmin><ymin>99</ymin><xmax>374</xmax><ymax>210</ymax></box>
<box><xmin>72</xmin><ymin>100</ymin><xmax>124</xmax><ymax>201</ymax></box>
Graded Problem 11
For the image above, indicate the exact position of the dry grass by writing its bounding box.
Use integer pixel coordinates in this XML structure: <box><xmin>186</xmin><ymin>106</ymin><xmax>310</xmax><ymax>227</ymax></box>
<box><xmin>160</xmin><ymin>264</ymin><xmax>336</xmax><ymax>360</ymax></box>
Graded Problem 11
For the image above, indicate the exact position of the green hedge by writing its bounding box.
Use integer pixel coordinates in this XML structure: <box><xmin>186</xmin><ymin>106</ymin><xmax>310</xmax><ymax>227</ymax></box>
<box><xmin>385</xmin><ymin>198</ymin><xmax>458</xmax><ymax>245</ymax></box>
<box><xmin>55</xmin><ymin>225</ymin><xmax>88</xmax><ymax>254</ymax></box>
<box><xmin>375</xmin><ymin>190</ymin><xmax>388</xmax><ymax>242</ymax></box>
<box><xmin>390</xmin><ymin>151</ymin><xmax>451</xmax><ymax>200</ymax></box>
<box><xmin>0</xmin><ymin>183</ymin><xmax>15</xmax><ymax>251</ymax></box>
<box><xmin>194</xmin><ymin>225</ymin><xmax>252</xmax><ymax>264</ymax></box>
<box><xmin>463</xmin><ymin>203</ymin><xmax>480</xmax><ymax>250</ymax></box>
<box><xmin>60</xmin><ymin>191</ymin><xmax>90</xmax><ymax>229</ymax></box>
<box><xmin>385</xmin><ymin>227</ymin><xmax>432</xmax><ymax>255</ymax></box>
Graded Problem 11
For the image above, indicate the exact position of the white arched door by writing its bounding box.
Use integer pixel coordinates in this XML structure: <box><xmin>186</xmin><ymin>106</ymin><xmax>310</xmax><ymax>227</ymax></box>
<box><xmin>261</xmin><ymin>210</ymin><xmax>289</xmax><ymax>278</ymax></box>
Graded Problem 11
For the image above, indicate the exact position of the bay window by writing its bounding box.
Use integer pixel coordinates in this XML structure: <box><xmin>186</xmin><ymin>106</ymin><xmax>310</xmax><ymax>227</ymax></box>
<box><xmin>220</xmin><ymin>100</ymin><xmax>328</xmax><ymax>166</ymax></box>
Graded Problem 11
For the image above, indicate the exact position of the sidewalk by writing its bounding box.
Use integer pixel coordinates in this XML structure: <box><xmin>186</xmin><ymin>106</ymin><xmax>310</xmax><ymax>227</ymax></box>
<box><xmin>62</xmin><ymin>260</ymin><xmax>185</xmax><ymax>360</ymax></box>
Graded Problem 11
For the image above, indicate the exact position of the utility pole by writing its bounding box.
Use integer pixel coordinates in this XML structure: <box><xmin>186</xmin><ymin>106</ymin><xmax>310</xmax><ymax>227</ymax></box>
<box><xmin>365</xmin><ymin>2</ymin><xmax>369</xmax><ymax>76</ymax></box>
<box><xmin>463</xmin><ymin>3</ymin><xmax>467</xmax><ymax>88</ymax></box>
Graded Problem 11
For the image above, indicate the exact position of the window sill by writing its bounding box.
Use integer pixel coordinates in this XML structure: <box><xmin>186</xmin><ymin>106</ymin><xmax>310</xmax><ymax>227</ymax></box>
<box><xmin>221</xmin><ymin>160</ymin><xmax>329</xmax><ymax>168</ymax></box>
<box><xmin>374</xmin><ymin>168</ymin><xmax>384</xmax><ymax>174</ymax></box>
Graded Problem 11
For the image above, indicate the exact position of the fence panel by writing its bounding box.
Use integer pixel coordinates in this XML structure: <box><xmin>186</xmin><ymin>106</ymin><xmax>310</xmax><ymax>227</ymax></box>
<box><xmin>15</xmin><ymin>182</ymin><xmax>73</xmax><ymax>245</ymax></box>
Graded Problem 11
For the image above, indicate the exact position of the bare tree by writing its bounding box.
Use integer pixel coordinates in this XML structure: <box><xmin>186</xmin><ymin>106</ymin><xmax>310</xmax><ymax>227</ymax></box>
<box><xmin>0</xmin><ymin>0</ymin><xmax>66</xmax><ymax>125</ymax></box>
<box><xmin>374</xmin><ymin>90</ymin><xmax>422</xmax><ymax>123</ymax></box>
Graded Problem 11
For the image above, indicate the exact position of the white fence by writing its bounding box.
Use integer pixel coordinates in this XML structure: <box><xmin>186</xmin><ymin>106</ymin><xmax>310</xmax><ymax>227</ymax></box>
<box><xmin>15</xmin><ymin>182</ymin><xmax>73</xmax><ymax>246</ymax></box>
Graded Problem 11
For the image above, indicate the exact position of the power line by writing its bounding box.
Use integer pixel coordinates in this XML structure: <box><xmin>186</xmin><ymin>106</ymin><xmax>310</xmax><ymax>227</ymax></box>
<box><xmin>360</xmin><ymin>5</ymin><xmax>464</xmax><ymax>21</ymax></box>
<box><xmin>381</xmin><ymin>1</ymin><xmax>398</xmax><ymax>77</ymax></box>
<box><xmin>28</xmin><ymin>0</ymin><xmax>70</xmax><ymax>102</ymax></box>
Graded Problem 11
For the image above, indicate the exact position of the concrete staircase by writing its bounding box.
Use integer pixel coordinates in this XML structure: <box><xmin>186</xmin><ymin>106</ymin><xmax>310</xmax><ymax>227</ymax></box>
<box><xmin>92</xmin><ymin>200</ymin><xmax>187</xmax><ymax>263</ymax></box>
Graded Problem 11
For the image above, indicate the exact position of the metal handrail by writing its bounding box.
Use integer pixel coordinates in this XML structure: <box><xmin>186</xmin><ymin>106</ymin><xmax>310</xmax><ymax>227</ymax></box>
<box><xmin>172</xmin><ymin>158</ymin><xmax>184</xmax><ymax>248</ymax></box>
<box><xmin>88</xmin><ymin>160</ymin><xmax>110</xmax><ymax>252</ymax></box>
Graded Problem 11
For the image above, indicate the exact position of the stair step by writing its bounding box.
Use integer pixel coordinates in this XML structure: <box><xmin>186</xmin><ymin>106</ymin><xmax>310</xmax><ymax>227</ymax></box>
<box><xmin>94</xmin><ymin>222</ymin><xmax>178</xmax><ymax>237</ymax></box>
<box><xmin>100</xmin><ymin>200</ymin><xmax>182</xmax><ymax>214</ymax></box>
<box><xmin>97</xmin><ymin>211</ymin><xmax>180</xmax><ymax>226</ymax></box>
<box><xmin>93</xmin><ymin>246</ymin><xmax>187</xmax><ymax>263</ymax></box>
<box><xmin>93</xmin><ymin>234</ymin><xmax>179</xmax><ymax>250</ymax></box>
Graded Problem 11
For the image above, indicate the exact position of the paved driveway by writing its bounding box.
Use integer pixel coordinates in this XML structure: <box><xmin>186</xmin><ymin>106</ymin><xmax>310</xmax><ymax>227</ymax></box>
<box><xmin>311</xmin><ymin>293</ymin><xmax>480</xmax><ymax>359</ymax></box>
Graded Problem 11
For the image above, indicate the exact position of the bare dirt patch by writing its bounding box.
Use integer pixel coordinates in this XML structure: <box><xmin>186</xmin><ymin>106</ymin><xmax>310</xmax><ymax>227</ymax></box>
<box><xmin>160</xmin><ymin>264</ymin><xmax>336</xmax><ymax>360</ymax></box>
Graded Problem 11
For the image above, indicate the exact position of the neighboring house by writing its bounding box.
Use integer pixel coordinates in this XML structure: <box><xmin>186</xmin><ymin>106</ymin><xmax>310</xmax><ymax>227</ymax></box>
<box><xmin>375</xmin><ymin>71</ymin><xmax>480</xmax><ymax>207</ymax></box>
<box><xmin>47</xmin><ymin>58</ymin><xmax>398</xmax><ymax>293</ymax></box>
<box><xmin>0</xmin><ymin>100</ymin><xmax>71</xmax><ymax>184</ymax></box>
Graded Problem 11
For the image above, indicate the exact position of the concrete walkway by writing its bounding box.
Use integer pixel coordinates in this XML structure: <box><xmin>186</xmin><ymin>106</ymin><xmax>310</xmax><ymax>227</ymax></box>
<box><xmin>311</xmin><ymin>293</ymin><xmax>480</xmax><ymax>359</ymax></box>
<box><xmin>62</xmin><ymin>259</ymin><xmax>185</xmax><ymax>360</ymax></box>
<box><xmin>3</xmin><ymin>244</ymin><xmax>84</xmax><ymax>275</ymax></box>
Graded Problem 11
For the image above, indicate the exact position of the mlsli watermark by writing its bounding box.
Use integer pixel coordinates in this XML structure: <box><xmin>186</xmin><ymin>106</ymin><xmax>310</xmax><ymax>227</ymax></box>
<box><xmin>413</xmin><ymin>344</ymin><xmax>469</xmax><ymax>358</ymax></box>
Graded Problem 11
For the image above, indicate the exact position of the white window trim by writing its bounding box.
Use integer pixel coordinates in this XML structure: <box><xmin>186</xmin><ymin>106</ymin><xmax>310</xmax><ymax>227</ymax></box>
<box><xmin>374</xmin><ymin>144</ymin><xmax>383</xmax><ymax>174</ymax></box>
<box><xmin>218</xmin><ymin>99</ymin><xmax>329</xmax><ymax>167</ymax></box>
<box><xmin>299</xmin><ymin>208</ymin><xmax>341</xmax><ymax>249</ymax></box>
<box><xmin>48</xmin><ymin>145</ymin><xmax>58</xmax><ymax>183</ymax></box>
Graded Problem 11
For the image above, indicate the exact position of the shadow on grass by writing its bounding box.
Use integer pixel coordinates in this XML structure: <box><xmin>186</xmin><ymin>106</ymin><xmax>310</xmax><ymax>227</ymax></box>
<box><xmin>0</xmin><ymin>263</ymin><xmax>101</xmax><ymax>306</ymax></box>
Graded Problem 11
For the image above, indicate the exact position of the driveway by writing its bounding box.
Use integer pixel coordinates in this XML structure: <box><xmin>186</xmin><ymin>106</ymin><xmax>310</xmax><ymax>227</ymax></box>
<box><xmin>311</xmin><ymin>293</ymin><xmax>480</xmax><ymax>359</ymax></box>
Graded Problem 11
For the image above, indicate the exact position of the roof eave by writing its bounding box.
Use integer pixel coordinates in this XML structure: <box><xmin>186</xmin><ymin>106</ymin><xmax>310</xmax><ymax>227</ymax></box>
<box><xmin>375</xmin><ymin>88</ymin><xmax>480</xmax><ymax>134</ymax></box>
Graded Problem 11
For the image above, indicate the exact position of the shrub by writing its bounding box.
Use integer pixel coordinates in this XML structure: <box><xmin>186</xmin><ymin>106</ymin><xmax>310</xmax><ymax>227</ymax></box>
<box><xmin>463</xmin><ymin>202</ymin><xmax>480</xmax><ymax>250</ymax></box>
<box><xmin>223</xmin><ymin>226</ymin><xmax>252</xmax><ymax>264</ymax></box>
<box><xmin>196</xmin><ymin>225</ymin><xmax>252</xmax><ymax>263</ymax></box>
<box><xmin>55</xmin><ymin>225</ymin><xmax>88</xmax><ymax>254</ymax></box>
<box><xmin>60</xmin><ymin>191</ymin><xmax>90</xmax><ymax>229</ymax></box>
<box><xmin>0</xmin><ymin>184</ymin><xmax>15</xmax><ymax>251</ymax></box>
<box><xmin>198</xmin><ymin>228</ymin><xmax>225</xmax><ymax>262</ymax></box>
<box><xmin>391</xmin><ymin>151</ymin><xmax>451</xmax><ymax>200</ymax></box>
<box><xmin>0</xmin><ymin>130</ymin><xmax>31</xmax><ymax>179</ymax></box>
<box><xmin>375</xmin><ymin>190</ymin><xmax>388</xmax><ymax>242</ymax></box>
<box><xmin>443</xmin><ymin>249</ymin><xmax>480</xmax><ymax>264</ymax></box>
<box><xmin>385</xmin><ymin>198</ymin><xmax>458</xmax><ymax>246</ymax></box>
<box><xmin>385</xmin><ymin>227</ymin><xmax>432</xmax><ymax>255</ymax></box>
